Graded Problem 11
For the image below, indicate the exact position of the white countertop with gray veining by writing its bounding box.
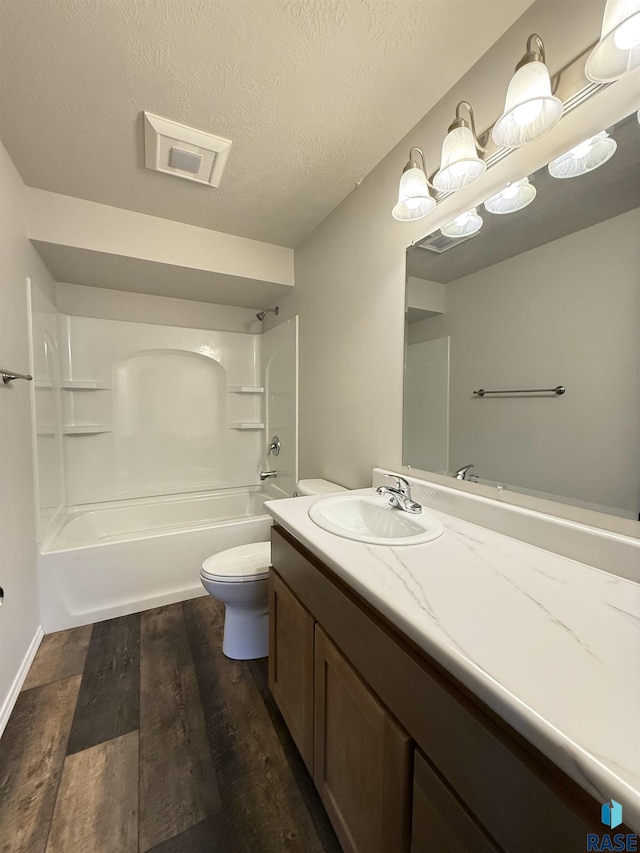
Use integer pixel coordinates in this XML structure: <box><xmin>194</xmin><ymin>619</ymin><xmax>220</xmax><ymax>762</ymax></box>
<box><xmin>265</xmin><ymin>489</ymin><xmax>640</xmax><ymax>831</ymax></box>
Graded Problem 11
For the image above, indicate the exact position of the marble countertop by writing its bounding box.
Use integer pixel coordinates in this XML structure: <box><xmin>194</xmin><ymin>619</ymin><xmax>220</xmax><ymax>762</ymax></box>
<box><xmin>265</xmin><ymin>488</ymin><xmax>640</xmax><ymax>831</ymax></box>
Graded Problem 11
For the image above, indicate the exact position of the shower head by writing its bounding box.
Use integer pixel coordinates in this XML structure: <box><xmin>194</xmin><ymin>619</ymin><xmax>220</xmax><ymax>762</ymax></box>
<box><xmin>256</xmin><ymin>306</ymin><xmax>279</xmax><ymax>321</ymax></box>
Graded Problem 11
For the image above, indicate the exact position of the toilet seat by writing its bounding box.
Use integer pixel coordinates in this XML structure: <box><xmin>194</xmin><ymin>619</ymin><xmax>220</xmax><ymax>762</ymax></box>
<box><xmin>201</xmin><ymin>541</ymin><xmax>271</xmax><ymax>584</ymax></box>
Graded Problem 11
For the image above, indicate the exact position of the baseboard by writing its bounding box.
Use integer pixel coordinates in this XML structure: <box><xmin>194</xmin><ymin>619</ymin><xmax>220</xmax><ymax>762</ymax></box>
<box><xmin>0</xmin><ymin>625</ymin><xmax>44</xmax><ymax>739</ymax></box>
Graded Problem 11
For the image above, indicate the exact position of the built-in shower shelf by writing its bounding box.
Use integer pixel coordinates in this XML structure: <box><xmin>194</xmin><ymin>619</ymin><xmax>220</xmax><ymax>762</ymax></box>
<box><xmin>227</xmin><ymin>386</ymin><xmax>264</xmax><ymax>394</ymax></box>
<box><xmin>63</xmin><ymin>424</ymin><xmax>113</xmax><ymax>434</ymax></box>
<box><xmin>229</xmin><ymin>422</ymin><xmax>265</xmax><ymax>430</ymax></box>
<box><xmin>61</xmin><ymin>380</ymin><xmax>111</xmax><ymax>390</ymax></box>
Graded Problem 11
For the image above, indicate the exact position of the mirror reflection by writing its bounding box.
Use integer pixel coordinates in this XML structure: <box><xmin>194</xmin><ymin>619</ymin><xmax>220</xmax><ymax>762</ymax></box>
<box><xmin>403</xmin><ymin>110</ymin><xmax>640</xmax><ymax>520</ymax></box>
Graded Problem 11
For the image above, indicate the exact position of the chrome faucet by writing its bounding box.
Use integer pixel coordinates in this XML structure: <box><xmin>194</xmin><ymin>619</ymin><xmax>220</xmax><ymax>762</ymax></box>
<box><xmin>267</xmin><ymin>435</ymin><xmax>280</xmax><ymax>456</ymax></box>
<box><xmin>260</xmin><ymin>470</ymin><xmax>277</xmax><ymax>481</ymax></box>
<box><xmin>454</xmin><ymin>464</ymin><xmax>476</xmax><ymax>481</ymax></box>
<box><xmin>376</xmin><ymin>473</ymin><xmax>422</xmax><ymax>514</ymax></box>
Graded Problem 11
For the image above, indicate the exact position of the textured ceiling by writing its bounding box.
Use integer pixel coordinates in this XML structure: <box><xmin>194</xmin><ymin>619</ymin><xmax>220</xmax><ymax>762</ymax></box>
<box><xmin>0</xmin><ymin>0</ymin><xmax>532</xmax><ymax>248</ymax></box>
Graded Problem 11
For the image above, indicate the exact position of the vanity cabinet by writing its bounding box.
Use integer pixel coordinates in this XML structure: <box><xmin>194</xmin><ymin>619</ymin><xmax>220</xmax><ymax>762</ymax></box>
<box><xmin>269</xmin><ymin>524</ymin><xmax>603</xmax><ymax>853</ymax></box>
<box><xmin>269</xmin><ymin>570</ymin><xmax>411</xmax><ymax>853</ymax></box>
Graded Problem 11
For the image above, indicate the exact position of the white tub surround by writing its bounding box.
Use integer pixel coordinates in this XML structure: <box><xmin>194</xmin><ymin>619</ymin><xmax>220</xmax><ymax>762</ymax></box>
<box><xmin>265</xmin><ymin>474</ymin><xmax>640</xmax><ymax>832</ymax></box>
<box><xmin>39</xmin><ymin>488</ymin><xmax>272</xmax><ymax>632</ymax></box>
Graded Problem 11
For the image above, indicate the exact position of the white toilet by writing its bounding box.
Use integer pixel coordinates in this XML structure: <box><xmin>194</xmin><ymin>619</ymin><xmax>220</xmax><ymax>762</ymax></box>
<box><xmin>200</xmin><ymin>478</ymin><xmax>346</xmax><ymax>660</ymax></box>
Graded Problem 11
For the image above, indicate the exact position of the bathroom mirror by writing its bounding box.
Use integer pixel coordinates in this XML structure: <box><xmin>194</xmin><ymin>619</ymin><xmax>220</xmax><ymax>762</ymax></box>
<box><xmin>403</xmin><ymin>109</ymin><xmax>640</xmax><ymax>521</ymax></box>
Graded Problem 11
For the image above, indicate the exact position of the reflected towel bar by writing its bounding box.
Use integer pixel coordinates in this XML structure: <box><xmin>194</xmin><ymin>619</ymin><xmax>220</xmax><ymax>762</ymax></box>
<box><xmin>1</xmin><ymin>368</ymin><xmax>33</xmax><ymax>385</ymax></box>
<box><xmin>473</xmin><ymin>385</ymin><xmax>565</xmax><ymax>397</ymax></box>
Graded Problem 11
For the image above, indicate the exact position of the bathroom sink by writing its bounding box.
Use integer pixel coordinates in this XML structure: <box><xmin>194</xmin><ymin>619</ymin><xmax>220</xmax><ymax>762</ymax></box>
<box><xmin>308</xmin><ymin>494</ymin><xmax>444</xmax><ymax>546</ymax></box>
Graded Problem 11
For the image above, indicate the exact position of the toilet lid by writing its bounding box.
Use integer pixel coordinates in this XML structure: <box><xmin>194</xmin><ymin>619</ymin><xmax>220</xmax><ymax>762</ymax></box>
<box><xmin>201</xmin><ymin>541</ymin><xmax>271</xmax><ymax>582</ymax></box>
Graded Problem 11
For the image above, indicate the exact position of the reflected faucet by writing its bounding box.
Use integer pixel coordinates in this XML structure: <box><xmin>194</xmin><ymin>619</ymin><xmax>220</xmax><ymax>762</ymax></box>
<box><xmin>454</xmin><ymin>464</ymin><xmax>476</xmax><ymax>481</ymax></box>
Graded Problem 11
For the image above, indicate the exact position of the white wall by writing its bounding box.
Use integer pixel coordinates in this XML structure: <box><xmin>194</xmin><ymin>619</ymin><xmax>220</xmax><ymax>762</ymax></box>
<box><xmin>57</xmin><ymin>283</ymin><xmax>263</xmax><ymax>333</ymax></box>
<box><xmin>0</xmin><ymin>142</ymin><xmax>50</xmax><ymax>728</ymax></box>
<box><xmin>408</xmin><ymin>209</ymin><xmax>640</xmax><ymax>517</ymax></box>
<box><xmin>29</xmin><ymin>189</ymin><xmax>294</xmax><ymax>286</ymax></box>
<box><xmin>277</xmin><ymin>0</ymin><xmax>639</xmax><ymax>533</ymax></box>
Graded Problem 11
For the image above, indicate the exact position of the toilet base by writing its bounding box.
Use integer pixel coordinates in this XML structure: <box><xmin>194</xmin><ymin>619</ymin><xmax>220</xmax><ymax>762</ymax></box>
<box><xmin>222</xmin><ymin>601</ymin><xmax>269</xmax><ymax>660</ymax></box>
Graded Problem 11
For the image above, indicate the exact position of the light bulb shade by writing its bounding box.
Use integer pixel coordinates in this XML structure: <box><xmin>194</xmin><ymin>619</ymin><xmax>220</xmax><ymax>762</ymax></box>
<box><xmin>433</xmin><ymin>126</ymin><xmax>486</xmax><ymax>192</ymax></box>
<box><xmin>441</xmin><ymin>208</ymin><xmax>483</xmax><ymax>237</ymax></box>
<box><xmin>492</xmin><ymin>61</ymin><xmax>563</xmax><ymax>148</ymax></box>
<box><xmin>484</xmin><ymin>178</ymin><xmax>537</xmax><ymax>214</ymax></box>
<box><xmin>548</xmin><ymin>131</ymin><xmax>617</xmax><ymax>178</ymax></box>
<box><xmin>392</xmin><ymin>167</ymin><xmax>435</xmax><ymax>221</ymax></box>
<box><xmin>586</xmin><ymin>0</ymin><xmax>640</xmax><ymax>81</ymax></box>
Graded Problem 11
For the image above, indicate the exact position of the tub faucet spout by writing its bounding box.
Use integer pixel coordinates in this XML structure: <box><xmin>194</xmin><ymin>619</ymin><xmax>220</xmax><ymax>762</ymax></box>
<box><xmin>260</xmin><ymin>470</ymin><xmax>277</xmax><ymax>481</ymax></box>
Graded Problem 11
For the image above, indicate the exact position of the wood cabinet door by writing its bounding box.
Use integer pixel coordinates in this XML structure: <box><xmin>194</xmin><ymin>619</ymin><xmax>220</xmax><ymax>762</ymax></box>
<box><xmin>268</xmin><ymin>569</ymin><xmax>315</xmax><ymax>772</ymax></box>
<box><xmin>313</xmin><ymin>626</ymin><xmax>411</xmax><ymax>853</ymax></box>
<box><xmin>411</xmin><ymin>750</ymin><xmax>499</xmax><ymax>853</ymax></box>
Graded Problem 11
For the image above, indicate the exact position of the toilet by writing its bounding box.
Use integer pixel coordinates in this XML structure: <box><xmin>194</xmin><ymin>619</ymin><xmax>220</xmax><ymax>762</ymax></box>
<box><xmin>200</xmin><ymin>478</ymin><xmax>347</xmax><ymax>660</ymax></box>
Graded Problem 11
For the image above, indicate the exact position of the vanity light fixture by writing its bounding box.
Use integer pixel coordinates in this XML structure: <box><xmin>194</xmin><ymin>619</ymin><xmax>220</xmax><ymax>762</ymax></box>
<box><xmin>492</xmin><ymin>34</ymin><xmax>563</xmax><ymax>149</ymax></box>
<box><xmin>484</xmin><ymin>177</ymin><xmax>536</xmax><ymax>214</ymax></box>
<box><xmin>585</xmin><ymin>0</ymin><xmax>640</xmax><ymax>81</ymax></box>
<box><xmin>548</xmin><ymin>131</ymin><xmax>617</xmax><ymax>178</ymax></box>
<box><xmin>392</xmin><ymin>147</ymin><xmax>436</xmax><ymax>221</ymax></box>
<box><xmin>440</xmin><ymin>207</ymin><xmax>483</xmax><ymax>238</ymax></box>
<box><xmin>433</xmin><ymin>102</ymin><xmax>486</xmax><ymax>193</ymax></box>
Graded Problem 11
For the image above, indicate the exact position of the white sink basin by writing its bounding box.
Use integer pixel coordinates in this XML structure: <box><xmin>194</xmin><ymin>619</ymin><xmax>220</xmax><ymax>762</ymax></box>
<box><xmin>308</xmin><ymin>494</ymin><xmax>444</xmax><ymax>546</ymax></box>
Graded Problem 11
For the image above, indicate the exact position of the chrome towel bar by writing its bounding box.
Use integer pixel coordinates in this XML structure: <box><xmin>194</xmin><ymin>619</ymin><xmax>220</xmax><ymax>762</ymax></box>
<box><xmin>1</xmin><ymin>368</ymin><xmax>33</xmax><ymax>385</ymax></box>
<box><xmin>473</xmin><ymin>385</ymin><xmax>565</xmax><ymax>397</ymax></box>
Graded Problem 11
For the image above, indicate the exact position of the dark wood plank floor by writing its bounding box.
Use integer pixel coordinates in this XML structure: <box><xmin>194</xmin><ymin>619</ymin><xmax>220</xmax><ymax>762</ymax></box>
<box><xmin>0</xmin><ymin>598</ymin><xmax>342</xmax><ymax>853</ymax></box>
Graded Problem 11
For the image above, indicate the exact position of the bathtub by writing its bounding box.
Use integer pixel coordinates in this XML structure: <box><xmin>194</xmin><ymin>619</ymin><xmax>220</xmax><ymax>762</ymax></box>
<box><xmin>38</xmin><ymin>487</ymin><xmax>274</xmax><ymax>632</ymax></box>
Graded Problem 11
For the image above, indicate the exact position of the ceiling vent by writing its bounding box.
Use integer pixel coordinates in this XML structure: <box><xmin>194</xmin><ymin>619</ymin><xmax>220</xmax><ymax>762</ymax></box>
<box><xmin>143</xmin><ymin>112</ymin><xmax>232</xmax><ymax>187</ymax></box>
<box><xmin>416</xmin><ymin>230</ymin><xmax>479</xmax><ymax>254</ymax></box>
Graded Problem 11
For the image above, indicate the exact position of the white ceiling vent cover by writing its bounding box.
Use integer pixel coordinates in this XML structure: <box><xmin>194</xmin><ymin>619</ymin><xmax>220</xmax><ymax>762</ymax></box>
<box><xmin>143</xmin><ymin>112</ymin><xmax>232</xmax><ymax>187</ymax></box>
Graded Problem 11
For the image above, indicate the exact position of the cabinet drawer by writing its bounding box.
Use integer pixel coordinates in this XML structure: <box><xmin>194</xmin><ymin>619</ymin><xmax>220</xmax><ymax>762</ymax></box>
<box><xmin>411</xmin><ymin>750</ymin><xmax>499</xmax><ymax>853</ymax></box>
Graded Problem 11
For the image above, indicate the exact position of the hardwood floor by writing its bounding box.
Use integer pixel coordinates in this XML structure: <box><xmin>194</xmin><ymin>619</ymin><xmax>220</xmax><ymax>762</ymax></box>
<box><xmin>0</xmin><ymin>598</ymin><xmax>342</xmax><ymax>853</ymax></box>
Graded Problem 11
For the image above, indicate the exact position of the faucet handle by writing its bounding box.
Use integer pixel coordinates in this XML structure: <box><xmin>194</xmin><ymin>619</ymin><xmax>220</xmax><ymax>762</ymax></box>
<box><xmin>384</xmin><ymin>473</ymin><xmax>410</xmax><ymax>495</ymax></box>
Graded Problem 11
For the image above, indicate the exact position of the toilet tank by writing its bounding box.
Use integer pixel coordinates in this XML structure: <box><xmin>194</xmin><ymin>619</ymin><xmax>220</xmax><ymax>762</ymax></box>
<box><xmin>295</xmin><ymin>479</ymin><xmax>348</xmax><ymax>497</ymax></box>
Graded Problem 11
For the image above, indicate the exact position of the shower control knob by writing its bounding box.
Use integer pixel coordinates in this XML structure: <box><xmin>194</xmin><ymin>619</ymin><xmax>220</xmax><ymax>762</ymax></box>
<box><xmin>267</xmin><ymin>435</ymin><xmax>280</xmax><ymax>456</ymax></box>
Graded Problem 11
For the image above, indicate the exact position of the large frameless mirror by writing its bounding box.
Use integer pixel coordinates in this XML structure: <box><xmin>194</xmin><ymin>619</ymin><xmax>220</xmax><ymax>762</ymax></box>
<box><xmin>403</xmin><ymin>109</ymin><xmax>640</xmax><ymax>522</ymax></box>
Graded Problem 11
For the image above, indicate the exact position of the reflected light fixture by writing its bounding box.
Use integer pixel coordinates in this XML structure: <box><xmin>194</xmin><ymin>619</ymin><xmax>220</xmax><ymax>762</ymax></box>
<box><xmin>392</xmin><ymin>147</ymin><xmax>436</xmax><ymax>221</ymax></box>
<box><xmin>548</xmin><ymin>131</ymin><xmax>617</xmax><ymax>178</ymax></box>
<box><xmin>492</xmin><ymin>34</ymin><xmax>563</xmax><ymax>148</ymax></box>
<box><xmin>441</xmin><ymin>207</ymin><xmax>483</xmax><ymax>238</ymax></box>
<box><xmin>433</xmin><ymin>101</ymin><xmax>486</xmax><ymax>193</ymax></box>
<box><xmin>484</xmin><ymin>177</ymin><xmax>536</xmax><ymax>214</ymax></box>
<box><xmin>586</xmin><ymin>0</ymin><xmax>640</xmax><ymax>81</ymax></box>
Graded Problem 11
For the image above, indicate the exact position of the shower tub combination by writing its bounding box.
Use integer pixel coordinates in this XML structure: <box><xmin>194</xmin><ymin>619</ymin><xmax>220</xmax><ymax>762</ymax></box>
<box><xmin>38</xmin><ymin>487</ymin><xmax>273</xmax><ymax>632</ymax></box>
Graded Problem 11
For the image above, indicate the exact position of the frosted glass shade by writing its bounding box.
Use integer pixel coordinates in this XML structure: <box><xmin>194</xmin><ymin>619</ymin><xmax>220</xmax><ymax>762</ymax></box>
<box><xmin>548</xmin><ymin>132</ymin><xmax>617</xmax><ymax>178</ymax></box>
<box><xmin>433</xmin><ymin>126</ymin><xmax>486</xmax><ymax>192</ymax></box>
<box><xmin>484</xmin><ymin>178</ymin><xmax>536</xmax><ymax>214</ymax></box>
<box><xmin>392</xmin><ymin>167</ymin><xmax>435</xmax><ymax>221</ymax></box>
<box><xmin>586</xmin><ymin>0</ymin><xmax>640</xmax><ymax>81</ymax></box>
<box><xmin>492</xmin><ymin>61</ymin><xmax>563</xmax><ymax>148</ymax></box>
<box><xmin>441</xmin><ymin>208</ymin><xmax>483</xmax><ymax>238</ymax></box>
